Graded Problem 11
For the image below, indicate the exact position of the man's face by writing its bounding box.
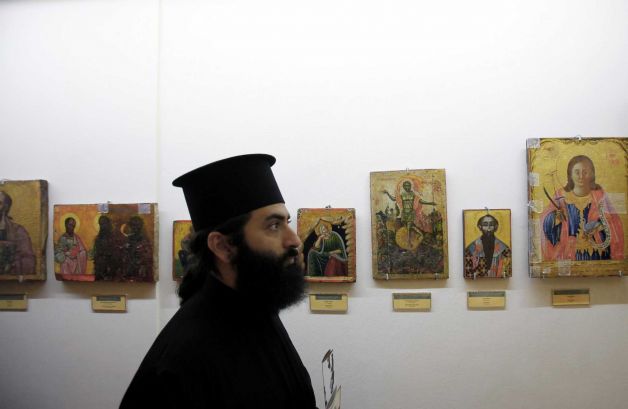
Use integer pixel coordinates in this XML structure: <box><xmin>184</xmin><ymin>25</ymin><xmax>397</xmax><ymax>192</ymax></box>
<box><xmin>242</xmin><ymin>203</ymin><xmax>303</xmax><ymax>268</ymax></box>
<box><xmin>403</xmin><ymin>181</ymin><xmax>411</xmax><ymax>192</ymax></box>
<box><xmin>479</xmin><ymin>216</ymin><xmax>497</xmax><ymax>236</ymax></box>
<box><xmin>233</xmin><ymin>203</ymin><xmax>306</xmax><ymax>311</ymax></box>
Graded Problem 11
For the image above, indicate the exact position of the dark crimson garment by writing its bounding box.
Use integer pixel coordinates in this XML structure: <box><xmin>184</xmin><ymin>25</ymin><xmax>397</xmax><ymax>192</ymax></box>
<box><xmin>120</xmin><ymin>276</ymin><xmax>317</xmax><ymax>409</ymax></box>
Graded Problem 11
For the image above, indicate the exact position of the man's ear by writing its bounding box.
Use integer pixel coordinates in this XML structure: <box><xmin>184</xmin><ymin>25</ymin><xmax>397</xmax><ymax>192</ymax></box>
<box><xmin>207</xmin><ymin>232</ymin><xmax>235</xmax><ymax>263</ymax></box>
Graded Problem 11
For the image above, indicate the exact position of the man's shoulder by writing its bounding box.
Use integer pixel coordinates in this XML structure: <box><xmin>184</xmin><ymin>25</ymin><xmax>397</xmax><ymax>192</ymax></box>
<box><xmin>7</xmin><ymin>219</ymin><xmax>28</xmax><ymax>233</ymax></box>
<box><xmin>494</xmin><ymin>238</ymin><xmax>510</xmax><ymax>252</ymax></box>
<box><xmin>7</xmin><ymin>220</ymin><xmax>32</xmax><ymax>243</ymax></box>
<box><xmin>467</xmin><ymin>239</ymin><xmax>482</xmax><ymax>251</ymax></box>
<box><xmin>159</xmin><ymin>298</ymin><xmax>222</xmax><ymax>340</ymax></box>
<box><xmin>142</xmin><ymin>304</ymin><xmax>227</xmax><ymax>370</ymax></box>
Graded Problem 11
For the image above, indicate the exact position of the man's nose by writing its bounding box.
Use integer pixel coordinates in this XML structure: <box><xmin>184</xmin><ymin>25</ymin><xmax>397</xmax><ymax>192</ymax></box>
<box><xmin>284</xmin><ymin>225</ymin><xmax>302</xmax><ymax>249</ymax></box>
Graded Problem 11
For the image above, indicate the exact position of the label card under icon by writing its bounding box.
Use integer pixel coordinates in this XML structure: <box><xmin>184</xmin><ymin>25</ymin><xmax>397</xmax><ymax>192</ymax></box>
<box><xmin>310</xmin><ymin>294</ymin><xmax>348</xmax><ymax>313</ymax></box>
<box><xmin>552</xmin><ymin>289</ymin><xmax>590</xmax><ymax>306</ymax></box>
<box><xmin>0</xmin><ymin>293</ymin><xmax>27</xmax><ymax>311</ymax></box>
<box><xmin>467</xmin><ymin>291</ymin><xmax>506</xmax><ymax>309</ymax></box>
<box><xmin>91</xmin><ymin>295</ymin><xmax>127</xmax><ymax>312</ymax></box>
<box><xmin>392</xmin><ymin>293</ymin><xmax>431</xmax><ymax>311</ymax></box>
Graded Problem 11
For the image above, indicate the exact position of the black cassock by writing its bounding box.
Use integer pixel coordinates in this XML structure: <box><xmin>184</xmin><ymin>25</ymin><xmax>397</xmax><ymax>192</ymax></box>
<box><xmin>120</xmin><ymin>276</ymin><xmax>317</xmax><ymax>409</ymax></box>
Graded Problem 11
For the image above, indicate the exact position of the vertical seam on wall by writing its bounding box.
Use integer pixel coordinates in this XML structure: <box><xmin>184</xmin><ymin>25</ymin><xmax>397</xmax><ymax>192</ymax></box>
<box><xmin>155</xmin><ymin>0</ymin><xmax>163</xmax><ymax>336</ymax></box>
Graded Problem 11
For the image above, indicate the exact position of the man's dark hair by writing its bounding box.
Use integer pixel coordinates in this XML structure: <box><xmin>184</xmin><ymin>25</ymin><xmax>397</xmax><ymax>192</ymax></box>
<box><xmin>177</xmin><ymin>213</ymin><xmax>251</xmax><ymax>305</ymax></box>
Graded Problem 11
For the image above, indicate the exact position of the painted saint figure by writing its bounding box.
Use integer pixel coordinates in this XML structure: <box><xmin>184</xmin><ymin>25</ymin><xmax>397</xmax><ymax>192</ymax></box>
<box><xmin>383</xmin><ymin>180</ymin><xmax>436</xmax><ymax>249</ymax></box>
<box><xmin>0</xmin><ymin>191</ymin><xmax>35</xmax><ymax>275</ymax></box>
<box><xmin>307</xmin><ymin>220</ymin><xmax>347</xmax><ymax>277</ymax></box>
<box><xmin>178</xmin><ymin>225</ymin><xmax>193</xmax><ymax>271</ymax></box>
<box><xmin>542</xmin><ymin>155</ymin><xmax>624</xmax><ymax>261</ymax></box>
<box><xmin>92</xmin><ymin>215</ymin><xmax>124</xmax><ymax>280</ymax></box>
<box><xmin>54</xmin><ymin>217</ymin><xmax>87</xmax><ymax>275</ymax></box>
<box><xmin>464</xmin><ymin>214</ymin><xmax>511</xmax><ymax>277</ymax></box>
<box><xmin>123</xmin><ymin>215</ymin><xmax>153</xmax><ymax>281</ymax></box>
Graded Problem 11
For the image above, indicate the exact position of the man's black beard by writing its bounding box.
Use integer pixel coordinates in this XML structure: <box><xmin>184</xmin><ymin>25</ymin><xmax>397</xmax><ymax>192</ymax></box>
<box><xmin>233</xmin><ymin>241</ymin><xmax>306</xmax><ymax>313</ymax></box>
<box><xmin>481</xmin><ymin>232</ymin><xmax>496</xmax><ymax>272</ymax></box>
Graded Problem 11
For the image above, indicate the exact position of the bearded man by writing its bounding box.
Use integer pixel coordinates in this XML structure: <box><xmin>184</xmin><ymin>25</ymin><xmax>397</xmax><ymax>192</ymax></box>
<box><xmin>464</xmin><ymin>214</ymin><xmax>511</xmax><ymax>278</ymax></box>
<box><xmin>120</xmin><ymin>154</ymin><xmax>317</xmax><ymax>409</ymax></box>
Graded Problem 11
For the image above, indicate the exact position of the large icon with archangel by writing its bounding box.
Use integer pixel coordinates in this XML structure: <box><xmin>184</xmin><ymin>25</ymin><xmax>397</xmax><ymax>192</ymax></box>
<box><xmin>527</xmin><ymin>137</ymin><xmax>627</xmax><ymax>277</ymax></box>
<box><xmin>298</xmin><ymin>208</ymin><xmax>356</xmax><ymax>283</ymax></box>
<box><xmin>53</xmin><ymin>203</ymin><xmax>158</xmax><ymax>282</ymax></box>
<box><xmin>0</xmin><ymin>180</ymin><xmax>48</xmax><ymax>281</ymax></box>
<box><xmin>370</xmin><ymin>169</ymin><xmax>448</xmax><ymax>279</ymax></box>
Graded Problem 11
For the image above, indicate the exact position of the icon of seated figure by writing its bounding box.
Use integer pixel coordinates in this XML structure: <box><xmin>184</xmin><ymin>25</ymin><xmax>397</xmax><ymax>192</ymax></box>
<box><xmin>307</xmin><ymin>220</ymin><xmax>347</xmax><ymax>277</ymax></box>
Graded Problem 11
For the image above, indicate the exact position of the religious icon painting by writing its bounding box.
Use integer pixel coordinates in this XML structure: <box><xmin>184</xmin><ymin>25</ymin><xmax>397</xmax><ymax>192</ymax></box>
<box><xmin>527</xmin><ymin>137</ymin><xmax>627</xmax><ymax>277</ymax></box>
<box><xmin>53</xmin><ymin>203</ymin><xmax>159</xmax><ymax>282</ymax></box>
<box><xmin>370</xmin><ymin>169</ymin><xmax>448</xmax><ymax>280</ymax></box>
<box><xmin>463</xmin><ymin>209</ymin><xmax>512</xmax><ymax>279</ymax></box>
<box><xmin>173</xmin><ymin>220</ymin><xmax>193</xmax><ymax>281</ymax></box>
<box><xmin>297</xmin><ymin>208</ymin><xmax>356</xmax><ymax>283</ymax></box>
<box><xmin>0</xmin><ymin>180</ymin><xmax>48</xmax><ymax>281</ymax></box>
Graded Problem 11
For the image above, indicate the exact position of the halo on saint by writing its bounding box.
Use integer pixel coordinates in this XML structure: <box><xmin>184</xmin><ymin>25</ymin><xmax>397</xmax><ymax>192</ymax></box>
<box><xmin>395</xmin><ymin>177</ymin><xmax>421</xmax><ymax>194</ymax></box>
<box><xmin>120</xmin><ymin>223</ymin><xmax>129</xmax><ymax>237</ymax></box>
<box><xmin>59</xmin><ymin>212</ymin><xmax>81</xmax><ymax>233</ymax></box>
<box><xmin>313</xmin><ymin>219</ymin><xmax>333</xmax><ymax>236</ymax></box>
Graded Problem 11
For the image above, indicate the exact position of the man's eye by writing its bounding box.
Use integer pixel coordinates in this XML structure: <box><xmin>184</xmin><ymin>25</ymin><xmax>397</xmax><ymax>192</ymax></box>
<box><xmin>269</xmin><ymin>223</ymin><xmax>280</xmax><ymax>230</ymax></box>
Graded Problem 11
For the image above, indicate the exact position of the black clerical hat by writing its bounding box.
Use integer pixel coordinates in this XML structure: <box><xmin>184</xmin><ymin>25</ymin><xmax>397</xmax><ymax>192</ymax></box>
<box><xmin>172</xmin><ymin>154</ymin><xmax>284</xmax><ymax>230</ymax></box>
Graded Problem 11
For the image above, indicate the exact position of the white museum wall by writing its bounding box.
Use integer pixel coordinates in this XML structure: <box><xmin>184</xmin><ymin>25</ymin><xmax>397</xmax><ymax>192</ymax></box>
<box><xmin>1</xmin><ymin>1</ymin><xmax>628</xmax><ymax>408</ymax></box>
<box><xmin>0</xmin><ymin>1</ymin><xmax>160</xmax><ymax>409</ymax></box>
